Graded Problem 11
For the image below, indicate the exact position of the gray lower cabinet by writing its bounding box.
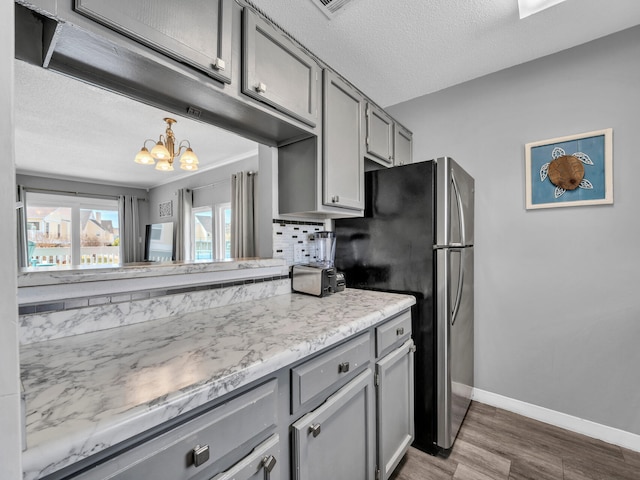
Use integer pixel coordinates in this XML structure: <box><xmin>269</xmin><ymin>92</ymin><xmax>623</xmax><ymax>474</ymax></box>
<box><xmin>394</xmin><ymin>125</ymin><xmax>413</xmax><ymax>166</ymax></box>
<box><xmin>242</xmin><ymin>9</ymin><xmax>320</xmax><ymax>127</ymax></box>
<box><xmin>291</xmin><ymin>369</ymin><xmax>376</xmax><ymax>480</ymax></box>
<box><xmin>365</xmin><ymin>103</ymin><xmax>394</xmax><ymax>167</ymax></box>
<box><xmin>74</xmin><ymin>0</ymin><xmax>233</xmax><ymax>84</ymax></box>
<box><xmin>68</xmin><ymin>380</ymin><xmax>278</xmax><ymax>479</ymax></box>
<box><xmin>376</xmin><ymin>339</ymin><xmax>415</xmax><ymax>480</ymax></box>
<box><xmin>323</xmin><ymin>69</ymin><xmax>364</xmax><ymax>211</ymax></box>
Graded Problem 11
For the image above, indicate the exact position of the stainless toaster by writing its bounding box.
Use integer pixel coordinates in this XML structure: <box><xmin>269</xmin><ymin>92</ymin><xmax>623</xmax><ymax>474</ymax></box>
<box><xmin>292</xmin><ymin>265</ymin><xmax>345</xmax><ymax>297</ymax></box>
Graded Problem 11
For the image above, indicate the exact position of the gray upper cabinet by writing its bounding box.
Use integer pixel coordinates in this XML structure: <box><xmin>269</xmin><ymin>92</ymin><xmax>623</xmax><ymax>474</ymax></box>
<box><xmin>323</xmin><ymin>70</ymin><xmax>364</xmax><ymax>211</ymax></box>
<box><xmin>74</xmin><ymin>0</ymin><xmax>233</xmax><ymax>84</ymax></box>
<box><xmin>394</xmin><ymin>125</ymin><xmax>413</xmax><ymax>166</ymax></box>
<box><xmin>292</xmin><ymin>369</ymin><xmax>376</xmax><ymax>480</ymax></box>
<box><xmin>365</xmin><ymin>103</ymin><xmax>394</xmax><ymax>167</ymax></box>
<box><xmin>243</xmin><ymin>9</ymin><xmax>320</xmax><ymax>127</ymax></box>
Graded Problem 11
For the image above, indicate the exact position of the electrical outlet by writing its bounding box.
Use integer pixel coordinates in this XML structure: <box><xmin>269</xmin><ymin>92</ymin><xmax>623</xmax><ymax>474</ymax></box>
<box><xmin>294</xmin><ymin>244</ymin><xmax>305</xmax><ymax>263</ymax></box>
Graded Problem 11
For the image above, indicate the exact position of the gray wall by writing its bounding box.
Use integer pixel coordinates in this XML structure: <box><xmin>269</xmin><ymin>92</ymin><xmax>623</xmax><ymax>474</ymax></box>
<box><xmin>388</xmin><ymin>26</ymin><xmax>640</xmax><ymax>434</ymax></box>
<box><xmin>148</xmin><ymin>154</ymin><xmax>258</xmax><ymax>224</ymax></box>
<box><xmin>1</xmin><ymin>2</ymin><xmax>22</xmax><ymax>479</ymax></box>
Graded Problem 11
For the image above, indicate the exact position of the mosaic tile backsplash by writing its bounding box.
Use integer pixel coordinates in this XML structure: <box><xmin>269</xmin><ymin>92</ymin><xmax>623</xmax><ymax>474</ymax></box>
<box><xmin>272</xmin><ymin>220</ymin><xmax>326</xmax><ymax>266</ymax></box>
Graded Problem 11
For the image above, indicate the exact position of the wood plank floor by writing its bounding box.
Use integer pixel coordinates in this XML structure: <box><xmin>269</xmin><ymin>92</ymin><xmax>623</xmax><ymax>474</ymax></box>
<box><xmin>390</xmin><ymin>401</ymin><xmax>640</xmax><ymax>480</ymax></box>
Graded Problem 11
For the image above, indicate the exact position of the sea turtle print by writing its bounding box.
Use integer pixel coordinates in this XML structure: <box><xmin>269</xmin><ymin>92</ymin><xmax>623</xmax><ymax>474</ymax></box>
<box><xmin>539</xmin><ymin>147</ymin><xmax>594</xmax><ymax>198</ymax></box>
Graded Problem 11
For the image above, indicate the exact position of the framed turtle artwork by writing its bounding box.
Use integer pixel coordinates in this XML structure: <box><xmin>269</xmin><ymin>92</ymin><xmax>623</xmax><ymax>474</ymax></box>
<box><xmin>524</xmin><ymin>128</ymin><xmax>613</xmax><ymax>209</ymax></box>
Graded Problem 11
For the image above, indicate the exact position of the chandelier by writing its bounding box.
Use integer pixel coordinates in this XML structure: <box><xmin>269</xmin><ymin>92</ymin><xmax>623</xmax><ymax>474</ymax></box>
<box><xmin>134</xmin><ymin>117</ymin><xmax>199</xmax><ymax>171</ymax></box>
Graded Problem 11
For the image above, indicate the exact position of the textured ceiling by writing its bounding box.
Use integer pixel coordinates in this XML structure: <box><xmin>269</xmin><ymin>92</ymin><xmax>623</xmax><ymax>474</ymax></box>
<box><xmin>14</xmin><ymin>61</ymin><xmax>258</xmax><ymax>190</ymax></box>
<box><xmin>249</xmin><ymin>0</ymin><xmax>640</xmax><ymax>107</ymax></box>
<box><xmin>14</xmin><ymin>0</ymin><xmax>640</xmax><ymax>189</ymax></box>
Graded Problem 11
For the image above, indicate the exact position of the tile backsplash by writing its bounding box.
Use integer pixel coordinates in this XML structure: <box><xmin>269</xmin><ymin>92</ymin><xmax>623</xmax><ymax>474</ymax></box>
<box><xmin>272</xmin><ymin>219</ymin><xmax>325</xmax><ymax>266</ymax></box>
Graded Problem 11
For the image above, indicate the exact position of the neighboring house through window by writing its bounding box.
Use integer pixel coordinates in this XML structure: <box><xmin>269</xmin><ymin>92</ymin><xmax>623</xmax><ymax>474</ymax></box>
<box><xmin>191</xmin><ymin>202</ymin><xmax>231</xmax><ymax>260</ymax></box>
<box><xmin>25</xmin><ymin>192</ymin><xmax>120</xmax><ymax>266</ymax></box>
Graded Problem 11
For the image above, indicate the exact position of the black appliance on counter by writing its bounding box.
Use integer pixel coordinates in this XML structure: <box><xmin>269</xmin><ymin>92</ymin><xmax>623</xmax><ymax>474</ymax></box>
<box><xmin>334</xmin><ymin>158</ymin><xmax>474</xmax><ymax>455</ymax></box>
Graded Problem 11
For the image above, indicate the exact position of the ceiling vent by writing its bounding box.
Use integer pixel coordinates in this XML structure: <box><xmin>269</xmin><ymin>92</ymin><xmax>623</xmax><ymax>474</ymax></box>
<box><xmin>310</xmin><ymin>0</ymin><xmax>359</xmax><ymax>19</ymax></box>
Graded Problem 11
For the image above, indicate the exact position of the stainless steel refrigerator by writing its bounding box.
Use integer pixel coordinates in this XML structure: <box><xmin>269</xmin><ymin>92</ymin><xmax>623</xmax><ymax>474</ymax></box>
<box><xmin>334</xmin><ymin>157</ymin><xmax>474</xmax><ymax>455</ymax></box>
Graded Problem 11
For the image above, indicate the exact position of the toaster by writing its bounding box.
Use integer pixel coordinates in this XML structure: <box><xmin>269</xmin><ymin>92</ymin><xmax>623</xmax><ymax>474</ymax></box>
<box><xmin>292</xmin><ymin>264</ymin><xmax>345</xmax><ymax>297</ymax></box>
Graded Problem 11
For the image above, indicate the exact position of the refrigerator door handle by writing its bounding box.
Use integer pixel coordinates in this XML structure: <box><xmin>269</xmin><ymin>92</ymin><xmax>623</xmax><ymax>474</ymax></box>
<box><xmin>451</xmin><ymin>169</ymin><xmax>466</xmax><ymax>246</ymax></box>
<box><xmin>450</xmin><ymin>248</ymin><xmax>464</xmax><ymax>326</ymax></box>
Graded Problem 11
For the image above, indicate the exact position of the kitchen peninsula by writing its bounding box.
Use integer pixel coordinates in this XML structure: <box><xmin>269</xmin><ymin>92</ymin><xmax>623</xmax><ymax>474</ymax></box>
<box><xmin>19</xmin><ymin>264</ymin><xmax>415</xmax><ymax>479</ymax></box>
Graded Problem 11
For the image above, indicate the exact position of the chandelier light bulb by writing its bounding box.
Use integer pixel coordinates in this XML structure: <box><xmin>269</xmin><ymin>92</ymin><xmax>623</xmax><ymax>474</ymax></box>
<box><xmin>180</xmin><ymin>162</ymin><xmax>198</xmax><ymax>171</ymax></box>
<box><xmin>180</xmin><ymin>147</ymin><xmax>199</xmax><ymax>165</ymax></box>
<box><xmin>134</xmin><ymin>147</ymin><xmax>155</xmax><ymax>165</ymax></box>
<box><xmin>151</xmin><ymin>141</ymin><xmax>171</xmax><ymax>160</ymax></box>
<box><xmin>155</xmin><ymin>159</ymin><xmax>174</xmax><ymax>171</ymax></box>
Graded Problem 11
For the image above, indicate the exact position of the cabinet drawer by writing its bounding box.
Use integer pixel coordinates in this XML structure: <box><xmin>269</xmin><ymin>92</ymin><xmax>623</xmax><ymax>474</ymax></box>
<box><xmin>71</xmin><ymin>380</ymin><xmax>277</xmax><ymax>479</ymax></box>
<box><xmin>376</xmin><ymin>310</ymin><xmax>412</xmax><ymax>358</ymax></box>
<box><xmin>291</xmin><ymin>334</ymin><xmax>370</xmax><ymax>411</ymax></box>
<box><xmin>211</xmin><ymin>434</ymin><xmax>280</xmax><ymax>480</ymax></box>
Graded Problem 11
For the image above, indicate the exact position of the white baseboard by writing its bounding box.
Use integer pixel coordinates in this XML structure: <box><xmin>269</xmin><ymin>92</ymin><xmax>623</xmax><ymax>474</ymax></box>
<box><xmin>472</xmin><ymin>388</ymin><xmax>640</xmax><ymax>453</ymax></box>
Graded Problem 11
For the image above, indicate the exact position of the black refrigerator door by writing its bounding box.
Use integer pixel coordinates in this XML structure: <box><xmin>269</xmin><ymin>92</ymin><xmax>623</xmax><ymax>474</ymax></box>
<box><xmin>334</xmin><ymin>161</ymin><xmax>435</xmax><ymax>297</ymax></box>
<box><xmin>334</xmin><ymin>160</ymin><xmax>439</xmax><ymax>454</ymax></box>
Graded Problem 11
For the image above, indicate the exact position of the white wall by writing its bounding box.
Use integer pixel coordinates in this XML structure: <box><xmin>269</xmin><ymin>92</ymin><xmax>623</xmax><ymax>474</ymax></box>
<box><xmin>388</xmin><ymin>26</ymin><xmax>640</xmax><ymax>435</ymax></box>
<box><xmin>1</xmin><ymin>2</ymin><xmax>23</xmax><ymax>478</ymax></box>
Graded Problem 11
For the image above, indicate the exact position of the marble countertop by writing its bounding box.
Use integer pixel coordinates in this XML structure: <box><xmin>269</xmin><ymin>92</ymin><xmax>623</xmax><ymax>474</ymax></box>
<box><xmin>20</xmin><ymin>289</ymin><xmax>415</xmax><ymax>479</ymax></box>
<box><xmin>18</xmin><ymin>258</ymin><xmax>286</xmax><ymax>287</ymax></box>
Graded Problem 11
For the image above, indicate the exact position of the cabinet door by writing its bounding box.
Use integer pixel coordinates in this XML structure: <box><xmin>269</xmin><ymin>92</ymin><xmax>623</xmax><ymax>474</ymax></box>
<box><xmin>365</xmin><ymin>104</ymin><xmax>394</xmax><ymax>166</ymax></box>
<box><xmin>376</xmin><ymin>339</ymin><xmax>415</xmax><ymax>480</ymax></box>
<box><xmin>292</xmin><ymin>369</ymin><xmax>375</xmax><ymax>480</ymax></box>
<box><xmin>323</xmin><ymin>70</ymin><xmax>364</xmax><ymax>211</ymax></box>
<box><xmin>394</xmin><ymin>125</ymin><xmax>413</xmax><ymax>166</ymax></box>
<box><xmin>211</xmin><ymin>434</ymin><xmax>280</xmax><ymax>480</ymax></box>
<box><xmin>243</xmin><ymin>10</ymin><xmax>319</xmax><ymax>127</ymax></box>
<box><xmin>75</xmin><ymin>0</ymin><xmax>233</xmax><ymax>83</ymax></box>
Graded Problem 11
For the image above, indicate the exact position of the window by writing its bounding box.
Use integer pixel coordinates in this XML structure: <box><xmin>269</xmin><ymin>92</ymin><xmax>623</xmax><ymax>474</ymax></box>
<box><xmin>191</xmin><ymin>202</ymin><xmax>231</xmax><ymax>260</ymax></box>
<box><xmin>215</xmin><ymin>203</ymin><xmax>232</xmax><ymax>260</ymax></box>
<box><xmin>192</xmin><ymin>206</ymin><xmax>213</xmax><ymax>260</ymax></box>
<box><xmin>25</xmin><ymin>192</ymin><xmax>120</xmax><ymax>267</ymax></box>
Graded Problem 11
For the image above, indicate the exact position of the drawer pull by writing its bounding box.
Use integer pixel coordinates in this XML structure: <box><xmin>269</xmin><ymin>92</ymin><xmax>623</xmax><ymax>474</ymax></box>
<box><xmin>192</xmin><ymin>444</ymin><xmax>210</xmax><ymax>467</ymax></box>
<box><xmin>338</xmin><ymin>362</ymin><xmax>350</xmax><ymax>373</ymax></box>
<box><xmin>309</xmin><ymin>423</ymin><xmax>322</xmax><ymax>437</ymax></box>
<box><xmin>212</xmin><ymin>57</ymin><xmax>226</xmax><ymax>71</ymax></box>
<box><xmin>262</xmin><ymin>455</ymin><xmax>277</xmax><ymax>473</ymax></box>
<box><xmin>255</xmin><ymin>82</ymin><xmax>267</xmax><ymax>94</ymax></box>
<box><xmin>396</xmin><ymin>327</ymin><xmax>405</xmax><ymax>336</ymax></box>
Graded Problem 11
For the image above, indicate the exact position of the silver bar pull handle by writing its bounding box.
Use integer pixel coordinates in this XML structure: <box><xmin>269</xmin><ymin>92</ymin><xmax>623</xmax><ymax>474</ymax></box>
<box><xmin>451</xmin><ymin>249</ymin><xmax>464</xmax><ymax>326</ymax></box>
<box><xmin>451</xmin><ymin>170</ymin><xmax>466</xmax><ymax>246</ymax></box>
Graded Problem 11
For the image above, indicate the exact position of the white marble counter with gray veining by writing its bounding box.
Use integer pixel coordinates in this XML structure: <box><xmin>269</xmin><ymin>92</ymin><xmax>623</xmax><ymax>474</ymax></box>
<box><xmin>21</xmin><ymin>288</ymin><xmax>415</xmax><ymax>480</ymax></box>
<box><xmin>18</xmin><ymin>258</ymin><xmax>286</xmax><ymax>287</ymax></box>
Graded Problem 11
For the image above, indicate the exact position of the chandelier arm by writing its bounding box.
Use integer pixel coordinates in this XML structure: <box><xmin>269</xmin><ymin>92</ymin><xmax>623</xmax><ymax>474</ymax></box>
<box><xmin>177</xmin><ymin>140</ymin><xmax>192</xmax><ymax>156</ymax></box>
<box><xmin>142</xmin><ymin>139</ymin><xmax>157</xmax><ymax>149</ymax></box>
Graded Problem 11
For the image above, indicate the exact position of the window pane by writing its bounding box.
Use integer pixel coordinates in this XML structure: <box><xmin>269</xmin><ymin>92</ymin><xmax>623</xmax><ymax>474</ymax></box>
<box><xmin>24</xmin><ymin>192</ymin><xmax>120</xmax><ymax>267</ymax></box>
<box><xmin>80</xmin><ymin>208</ymin><xmax>120</xmax><ymax>265</ymax></box>
<box><xmin>26</xmin><ymin>205</ymin><xmax>72</xmax><ymax>266</ymax></box>
<box><xmin>193</xmin><ymin>207</ymin><xmax>213</xmax><ymax>260</ymax></box>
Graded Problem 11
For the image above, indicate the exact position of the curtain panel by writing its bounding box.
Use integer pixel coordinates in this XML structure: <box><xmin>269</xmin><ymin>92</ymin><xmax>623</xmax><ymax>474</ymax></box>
<box><xmin>231</xmin><ymin>171</ymin><xmax>256</xmax><ymax>258</ymax></box>
<box><xmin>118</xmin><ymin>195</ymin><xmax>141</xmax><ymax>263</ymax></box>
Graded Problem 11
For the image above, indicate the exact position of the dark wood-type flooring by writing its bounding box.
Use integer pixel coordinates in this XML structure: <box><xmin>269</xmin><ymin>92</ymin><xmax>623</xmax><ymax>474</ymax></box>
<box><xmin>391</xmin><ymin>401</ymin><xmax>640</xmax><ymax>480</ymax></box>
